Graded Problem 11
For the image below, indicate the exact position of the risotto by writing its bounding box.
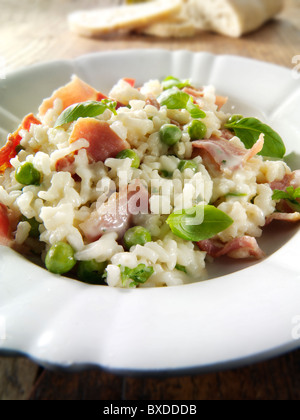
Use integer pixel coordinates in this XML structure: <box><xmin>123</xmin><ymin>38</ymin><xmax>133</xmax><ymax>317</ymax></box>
<box><xmin>0</xmin><ymin>75</ymin><xmax>299</xmax><ymax>288</ymax></box>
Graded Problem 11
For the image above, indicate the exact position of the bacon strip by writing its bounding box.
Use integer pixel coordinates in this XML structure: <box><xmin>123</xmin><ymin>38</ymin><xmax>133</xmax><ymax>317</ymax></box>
<box><xmin>192</xmin><ymin>135</ymin><xmax>265</xmax><ymax>173</ymax></box>
<box><xmin>183</xmin><ymin>87</ymin><xmax>204</xmax><ymax>99</ymax></box>
<box><xmin>80</xmin><ymin>180</ymin><xmax>149</xmax><ymax>243</ymax></box>
<box><xmin>215</xmin><ymin>95</ymin><xmax>228</xmax><ymax>111</ymax></box>
<box><xmin>122</xmin><ymin>78</ymin><xmax>136</xmax><ymax>88</ymax></box>
<box><xmin>55</xmin><ymin>118</ymin><xmax>130</xmax><ymax>172</ymax></box>
<box><xmin>269</xmin><ymin>170</ymin><xmax>300</xmax><ymax>216</ymax></box>
<box><xmin>39</xmin><ymin>76</ymin><xmax>100</xmax><ymax>116</ymax></box>
<box><xmin>265</xmin><ymin>212</ymin><xmax>300</xmax><ymax>225</ymax></box>
<box><xmin>39</xmin><ymin>75</ymin><xmax>126</xmax><ymax>117</ymax></box>
<box><xmin>197</xmin><ymin>236</ymin><xmax>266</xmax><ymax>259</ymax></box>
<box><xmin>243</xmin><ymin>134</ymin><xmax>264</xmax><ymax>163</ymax></box>
<box><xmin>192</xmin><ymin>138</ymin><xmax>245</xmax><ymax>172</ymax></box>
<box><xmin>69</xmin><ymin>118</ymin><xmax>129</xmax><ymax>162</ymax></box>
<box><xmin>270</xmin><ymin>170</ymin><xmax>300</xmax><ymax>191</ymax></box>
<box><xmin>96</xmin><ymin>92</ymin><xmax>124</xmax><ymax>110</ymax></box>
<box><xmin>219</xmin><ymin>129</ymin><xmax>234</xmax><ymax>141</ymax></box>
<box><xmin>0</xmin><ymin>113</ymin><xmax>41</xmax><ymax>174</ymax></box>
<box><xmin>0</xmin><ymin>203</ymin><xmax>12</xmax><ymax>246</ymax></box>
<box><xmin>55</xmin><ymin>154</ymin><xmax>76</xmax><ymax>173</ymax></box>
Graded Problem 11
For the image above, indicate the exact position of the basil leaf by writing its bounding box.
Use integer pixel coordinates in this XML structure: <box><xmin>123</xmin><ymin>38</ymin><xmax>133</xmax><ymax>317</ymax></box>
<box><xmin>157</xmin><ymin>88</ymin><xmax>206</xmax><ymax>119</ymax></box>
<box><xmin>225</xmin><ymin>117</ymin><xmax>286</xmax><ymax>158</ymax></box>
<box><xmin>167</xmin><ymin>205</ymin><xmax>234</xmax><ymax>242</ymax></box>
<box><xmin>119</xmin><ymin>264</ymin><xmax>154</xmax><ymax>288</ymax></box>
<box><xmin>272</xmin><ymin>186</ymin><xmax>300</xmax><ymax>201</ymax></box>
<box><xmin>162</xmin><ymin>76</ymin><xmax>191</xmax><ymax>91</ymax></box>
<box><xmin>54</xmin><ymin>99</ymin><xmax>117</xmax><ymax>128</ymax></box>
<box><xmin>287</xmin><ymin>186</ymin><xmax>300</xmax><ymax>198</ymax></box>
<box><xmin>272</xmin><ymin>187</ymin><xmax>300</xmax><ymax>212</ymax></box>
<box><xmin>272</xmin><ymin>190</ymin><xmax>291</xmax><ymax>201</ymax></box>
<box><xmin>157</xmin><ymin>88</ymin><xmax>190</xmax><ymax>110</ymax></box>
<box><xmin>186</xmin><ymin>98</ymin><xmax>206</xmax><ymax>119</ymax></box>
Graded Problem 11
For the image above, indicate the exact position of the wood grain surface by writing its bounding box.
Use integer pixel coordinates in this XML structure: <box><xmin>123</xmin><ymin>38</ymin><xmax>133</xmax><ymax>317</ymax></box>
<box><xmin>0</xmin><ymin>0</ymin><xmax>300</xmax><ymax>401</ymax></box>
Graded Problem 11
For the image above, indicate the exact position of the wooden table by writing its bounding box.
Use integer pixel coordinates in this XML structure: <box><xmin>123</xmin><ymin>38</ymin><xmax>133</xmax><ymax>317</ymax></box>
<box><xmin>1</xmin><ymin>0</ymin><xmax>300</xmax><ymax>401</ymax></box>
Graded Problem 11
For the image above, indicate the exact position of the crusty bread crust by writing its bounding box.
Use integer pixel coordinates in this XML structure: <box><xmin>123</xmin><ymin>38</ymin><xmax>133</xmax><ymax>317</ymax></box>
<box><xmin>187</xmin><ymin>0</ymin><xmax>284</xmax><ymax>37</ymax></box>
<box><xmin>68</xmin><ymin>0</ymin><xmax>183</xmax><ymax>37</ymax></box>
<box><xmin>68</xmin><ymin>0</ymin><xmax>284</xmax><ymax>38</ymax></box>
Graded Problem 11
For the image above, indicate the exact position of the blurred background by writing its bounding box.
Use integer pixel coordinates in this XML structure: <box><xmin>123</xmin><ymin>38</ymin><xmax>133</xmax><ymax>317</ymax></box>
<box><xmin>1</xmin><ymin>0</ymin><xmax>300</xmax><ymax>74</ymax></box>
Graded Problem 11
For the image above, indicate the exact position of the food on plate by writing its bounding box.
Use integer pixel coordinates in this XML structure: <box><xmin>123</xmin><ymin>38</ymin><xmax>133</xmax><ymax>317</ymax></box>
<box><xmin>68</xmin><ymin>0</ymin><xmax>284</xmax><ymax>38</ymax></box>
<box><xmin>0</xmin><ymin>75</ymin><xmax>299</xmax><ymax>287</ymax></box>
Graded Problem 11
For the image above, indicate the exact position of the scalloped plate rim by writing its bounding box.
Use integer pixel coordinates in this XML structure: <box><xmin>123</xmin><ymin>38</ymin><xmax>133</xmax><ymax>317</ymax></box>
<box><xmin>0</xmin><ymin>50</ymin><xmax>300</xmax><ymax>374</ymax></box>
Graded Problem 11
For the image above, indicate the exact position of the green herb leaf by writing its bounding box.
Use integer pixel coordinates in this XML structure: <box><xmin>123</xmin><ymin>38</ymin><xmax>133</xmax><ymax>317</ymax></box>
<box><xmin>224</xmin><ymin>117</ymin><xmax>286</xmax><ymax>159</ymax></box>
<box><xmin>225</xmin><ymin>192</ymin><xmax>248</xmax><ymax>198</ymax></box>
<box><xmin>119</xmin><ymin>264</ymin><xmax>154</xmax><ymax>288</ymax></box>
<box><xmin>272</xmin><ymin>186</ymin><xmax>300</xmax><ymax>212</ymax></box>
<box><xmin>166</xmin><ymin>205</ymin><xmax>233</xmax><ymax>242</ymax></box>
<box><xmin>175</xmin><ymin>264</ymin><xmax>187</xmax><ymax>274</ymax></box>
<box><xmin>162</xmin><ymin>76</ymin><xmax>191</xmax><ymax>91</ymax></box>
<box><xmin>157</xmin><ymin>88</ymin><xmax>206</xmax><ymax>119</ymax></box>
<box><xmin>272</xmin><ymin>186</ymin><xmax>300</xmax><ymax>200</ymax></box>
<box><xmin>186</xmin><ymin>98</ymin><xmax>206</xmax><ymax>119</ymax></box>
<box><xmin>157</xmin><ymin>88</ymin><xmax>190</xmax><ymax>110</ymax></box>
<box><xmin>54</xmin><ymin>99</ymin><xmax>118</xmax><ymax>128</ymax></box>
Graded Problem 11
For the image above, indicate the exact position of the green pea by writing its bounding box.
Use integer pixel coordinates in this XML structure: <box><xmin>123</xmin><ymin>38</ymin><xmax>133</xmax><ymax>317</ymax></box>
<box><xmin>227</xmin><ymin>114</ymin><xmax>243</xmax><ymax>124</ymax></box>
<box><xmin>21</xmin><ymin>216</ymin><xmax>40</xmax><ymax>239</ymax></box>
<box><xmin>116</xmin><ymin>149</ymin><xmax>140</xmax><ymax>168</ymax></box>
<box><xmin>124</xmin><ymin>226</ymin><xmax>152</xmax><ymax>250</ymax></box>
<box><xmin>77</xmin><ymin>260</ymin><xmax>107</xmax><ymax>285</ymax></box>
<box><xmin>178</xmin><ymin>160</ymin><xmax>198</xmax><ymax>173</ymax></box>
<box><xmin>45</xmin><ymin>242</ymin><xmax>76</xmax><ymax>275</ymax></box>
<box><xmin>187</xmin><ymin>120</ymin><xmax>207</xmax><ymax>140</ymax></box>
<box><xmin>15</xmin><ymin>162</ymin><xmax>41</xmax><ymax>186</ymax></box>
<box><xmin>159</xmin><ymin>124</ymin><xmax>182</xmax><ymax>146</ymax></box>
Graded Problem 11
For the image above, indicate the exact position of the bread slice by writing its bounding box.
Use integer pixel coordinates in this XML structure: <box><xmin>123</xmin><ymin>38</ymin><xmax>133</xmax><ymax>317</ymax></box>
<box><xmin>68</xmin><ymin>0</ymin><xmax>183</xmax><ymax>37</ymax></box>
<box><xmin>137</xmin><ymin>1</ymin><xmax>198</xmax><ymax>38</ymax></box>
<box><xmin>139</xmin><ymin>0</ymin><xmax>284</xmax><ymax>38</ymax></box>
<box><xmin>139</xmin><ymin>20</ymin><xmax>198</xmax><ymax>38</ymax></box>
<box><xmin>186</xmin><ymin>0</ymin><xmax>284</xmax><ymax>37</ymax></box>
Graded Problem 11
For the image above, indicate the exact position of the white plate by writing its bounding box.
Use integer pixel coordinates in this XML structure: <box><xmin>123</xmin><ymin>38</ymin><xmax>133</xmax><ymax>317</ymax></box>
<box><xmin>0</xmin><ymin>50</ymin><xmax>300</xmax><ymax>374</ymax></box>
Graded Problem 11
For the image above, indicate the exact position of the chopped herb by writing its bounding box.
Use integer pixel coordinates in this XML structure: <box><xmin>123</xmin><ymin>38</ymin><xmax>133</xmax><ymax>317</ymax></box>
<box><xmin>175</xmin><ymin>264</ymin><xmax>187</xmax><ymax>274</ymax></box>
<box><xmin>119</xmin><ymin>264</ymin><xmax>154</xmax><ymax>288</ymax></box>
<box><xmin>178</xmin><ymin>160</ymin><xmax>198</xmax><ymax>173</ymax></box>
